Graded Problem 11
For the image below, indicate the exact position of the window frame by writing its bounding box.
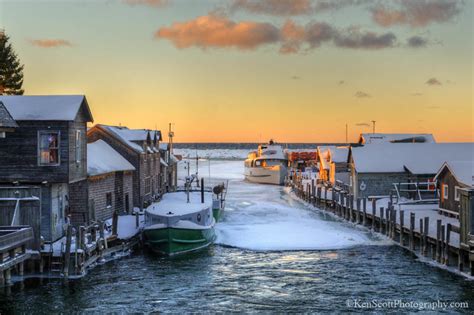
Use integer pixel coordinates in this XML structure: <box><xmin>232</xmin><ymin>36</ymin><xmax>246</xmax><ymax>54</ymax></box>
<box><xmin>454</xmin><ymin>186</ymin><xmax>460</xmax><ymax>201</ymax></box>
<box><xmin>106</xmin><ymin>192</ymin><xmax>113</xmax><ymax>208</ymax></box>
<box><xmin>37</xmin><ymin>131</ymin><xmax>61</xmax><ymax>166</ymax></box>
<box><xmin>75</xmin><ymin>130</ymin><xmax>82</xmax><ymax>165</ymax></box>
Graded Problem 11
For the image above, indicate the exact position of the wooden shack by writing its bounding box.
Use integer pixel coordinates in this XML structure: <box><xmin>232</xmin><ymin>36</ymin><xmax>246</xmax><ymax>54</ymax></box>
<box><xmin>0</xmin><ymin>101</ymin><xmax>18</xmax><ymax>138</ymax></box>
<box><xmin>0</xmin><ymin>95</ymin><xmax>93</xmax><ymax>247</ymax></box>
<box><xmin>87</xmin><ymin>125</ymin><xmax>162</xmax><ymax>209</ymax></box>
<box><xmin>87</xmin><ymin>140</ymin><xmax>135</xmax><ymax>221</ymax></box>
<box><xmin>348</xmin><ymin>143</ymin><xmax>473</xmax><ymax>199</ymax></box>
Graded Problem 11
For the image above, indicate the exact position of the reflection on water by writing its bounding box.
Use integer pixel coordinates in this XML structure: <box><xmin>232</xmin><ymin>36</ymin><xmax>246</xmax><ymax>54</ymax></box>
<box><xmin>1</xmin><ymin>160</ymin><xmax>474</xmax><ymax>313</ymax></box>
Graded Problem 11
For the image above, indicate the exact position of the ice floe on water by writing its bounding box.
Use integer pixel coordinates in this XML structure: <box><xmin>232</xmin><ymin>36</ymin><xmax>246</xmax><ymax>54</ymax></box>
<box><xmin>179</xmin><ymin>157</ymin><xmax>383</xmax><ymax>251</ymax></box>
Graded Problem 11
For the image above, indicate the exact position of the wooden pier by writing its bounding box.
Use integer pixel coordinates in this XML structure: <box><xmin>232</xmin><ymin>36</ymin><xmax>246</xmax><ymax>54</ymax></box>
<box><xmin>289</xmin><ymin>176</ymin><xmax>474</xmax><ymax>277</ymax></box>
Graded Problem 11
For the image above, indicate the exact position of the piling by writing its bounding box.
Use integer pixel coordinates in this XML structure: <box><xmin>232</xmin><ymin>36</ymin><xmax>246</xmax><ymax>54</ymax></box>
<box><xmin>356</xmin><ymin>198</ymin><xmax>361</xmax><ymax>224</ymax></box>
<box><xmin>362</xmin><ymin>198</ymin><xmax>367</xmax><ymax>226</ymax></box>
<box><xmin>445</xmin><ymin>224</ymin><xmax>451</xmax><ymax>265</ymax></box>
<box><xmin>379</xmin><ymin>207</ymin><xmax>384</xmax><ymax>233</ymax></box>
<box><xmin>436</xmin><ymin>219</ymin><xmax>442</xmax><ymax>263</ymax></box>
<box><xmin>399</xmin><ymin>210</ymin><xmax>404</xmax><ymax>246</ymax></box>
<box><xmin>64</xmin><ymin>224</ymin><xmax>73</xmax><ymax>278</ymax></box>
<box><xmin>423</xmin><ymin>217</ymin><xmax>430</xmax><ymax>257</ymax></box>
<box><xmin>409</xmin><ymin>213</ymin><xmax>415</xmax><ymax>250</ymax></box>
<box><xmin>440</xmin><ymin>224</ymin><xmax>445</xmax><ymax>264</ymax></box>
<box><xmin>419</xmin><ymin>218</ymin><xmax>424</xmax><ymax>255</ymax></box>
<box><xmin>385</xmin><ymin>208</ymin><xmax>390</xmax><ymax>236</ymax></box>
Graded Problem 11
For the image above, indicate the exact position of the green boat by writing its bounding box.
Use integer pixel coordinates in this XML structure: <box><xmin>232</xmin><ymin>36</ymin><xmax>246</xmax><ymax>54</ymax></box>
<box><xmin>143</xmin><ymin>186</ymin><xmax>225</xmax><ymax>256</ymax></box>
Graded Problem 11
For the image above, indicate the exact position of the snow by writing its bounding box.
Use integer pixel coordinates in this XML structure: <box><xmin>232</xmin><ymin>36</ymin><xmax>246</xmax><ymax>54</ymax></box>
<box><xmin>331</xmin><ymin>147</ymin><xmax>349</xmax><ymax>163</ymax></box>
<box><xmin>145</xmin><ymin>191</ymin><xmax>213</xmax><ymax>216</ymax></box>
<box><xmin>351</xmin><ymin>143</ymin><xmax>474</xmax><ymax>174</ymax></box>
<box><xmin>87</xmin><ymin>140</ymin><xmax>135</xmax><ymax>176</ymax></box>
<box><xmin>105</xmin><ymin>215</ymin><xmax>144</xmax><ymax>240</ymax></box>
<box><xmin>160</xmin><ymin>158</ymin><xmax>168</xmax><ymax>167</ymax></box>
<box><xmin>99</xmin><ymin>125</ymin><xmax>160</xmax><ymax>153</ymax></box>
<box><xmin>359</xmin><ymin>133</ymin><xmax>436</xmax><ymax>144</ymax></box>
<box><xmin>0</xmin><ymin>95</ymin><xmax>89</xmax><ymax>121</ymax></box>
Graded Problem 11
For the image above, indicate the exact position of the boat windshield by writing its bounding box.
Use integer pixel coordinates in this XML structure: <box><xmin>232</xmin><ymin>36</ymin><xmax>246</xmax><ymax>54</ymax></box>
<box><xmin>254</xmin><ymin>159</ymin><xmax>287</xmax><ymax>167</ymax></box>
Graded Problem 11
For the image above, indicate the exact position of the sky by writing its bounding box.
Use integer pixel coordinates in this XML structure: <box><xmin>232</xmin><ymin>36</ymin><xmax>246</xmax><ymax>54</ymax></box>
<box><xmin>0</xmin><ymin>0</ymin><xmax>472</xmax><ymax>143</ymax></box>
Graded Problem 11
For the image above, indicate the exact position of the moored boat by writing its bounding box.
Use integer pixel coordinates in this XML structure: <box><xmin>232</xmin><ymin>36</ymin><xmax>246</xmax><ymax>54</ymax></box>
<box><xmin>143</xmin><ymin>184</ymin><xmax>225</xmax><ymax>256</ymax></box>
<box><xmin>244</xmin><ymin>140</ymin><xmax>289</xmax><ymax>185</ymax></box>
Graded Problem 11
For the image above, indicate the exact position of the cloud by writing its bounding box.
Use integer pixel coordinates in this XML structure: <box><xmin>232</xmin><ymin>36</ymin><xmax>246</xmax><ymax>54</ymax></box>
<box><xmin>29</xmin><ymin>39</ymin><xmax>72</xmax><ymax>48</ymax></box>
<box><xmin>156</xmin><ymin>16</ymin><xmax>399</xmax><ymax>53</ymax></box>
<box><xmin>338</xmin><ymin>80</ymin><xmax>345</xmax><ymax>85</ymax></box>
<box><xmin>354</xmin><ymin>91</ymin><xmax>371</xmax><ymax>98</ymax></box>
<box><xmin>426</xmin><ymin>77</ymin><xmax>442</xmax><ymax>85</ymax></box>
<box><xmin>407</xmin><ymin>35</ymin><xmax>428</xmax><ymax>48</ymax></box>
<box><xmin>123</xmin><ymin>0</ymin><xmax>169</xmax><ymax>7</ymax></box>
<box><xmin>355</xmin><ymin>122</ymin><xmax>371</xmax><ymax>127</ymax></box>
<box><xmin>291</xmin><ymin>75</ymin><xmax>301</xmax><ymax>80</ymax></box>
<box><xmin>229</xmin><ymin>0</ymin><xmax>372</xmax><ymax>16</ymax></box>
<box><xmin>371</xmin><ymin>0</ymin><xmax>462</xmax><ymax>28</ymax></box>
<box><xmin>230</xmin><ymin>0</ymin><xmax>313</xmax><ymax>16</ymax></box>
<box><xmin>155</xmin><ymin>15</ymin><xmax>280</xmax><ymax>50</ymax></box>
<box><xmin>334</xmin><ymin>31</ymin><xmax>397</xmax><ymax>49</ymax></box>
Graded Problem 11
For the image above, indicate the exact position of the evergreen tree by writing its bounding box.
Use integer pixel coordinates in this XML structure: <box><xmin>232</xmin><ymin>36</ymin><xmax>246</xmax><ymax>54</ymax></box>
<box><xmin>0</xmin><ymin>31</ymin><xmax>24</xmax><ymax>95</ymax></box>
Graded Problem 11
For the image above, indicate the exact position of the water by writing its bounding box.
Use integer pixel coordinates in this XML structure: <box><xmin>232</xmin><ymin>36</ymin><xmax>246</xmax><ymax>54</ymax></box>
<box><xmin>1</xmin><ymin>151</ymin><xmax>474</xmax><ymax>313</ymax></box>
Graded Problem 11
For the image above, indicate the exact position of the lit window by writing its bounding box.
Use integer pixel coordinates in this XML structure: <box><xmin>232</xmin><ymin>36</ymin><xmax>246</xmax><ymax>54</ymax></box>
<box><xmin>443</xmin><ymin>184</ymin><xmax>449</xmax><ymax>200</ymax></box>
<box><xmin>38</xmin><ymin>132</ymin><xmax>60</xmax><ymax>165</ymax></box>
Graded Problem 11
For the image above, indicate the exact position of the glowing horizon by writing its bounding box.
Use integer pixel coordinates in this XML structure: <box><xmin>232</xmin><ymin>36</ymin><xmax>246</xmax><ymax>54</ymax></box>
<box><xmin>1</xmin><ymin>0</ymin><xmax>472</xmax><ymax>143</ymax></box>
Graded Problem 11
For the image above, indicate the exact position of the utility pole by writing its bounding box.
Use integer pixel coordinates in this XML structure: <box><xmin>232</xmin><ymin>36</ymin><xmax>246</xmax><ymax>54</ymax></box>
<box><xmin>168</xmin><ymin>123</ymin><xmax>174</xmax><ymax>154</ymax></box>
<box><xmin>371</xmin><ymin>120</ymin><xmax>376</xmax><ymax>134</ymax></box>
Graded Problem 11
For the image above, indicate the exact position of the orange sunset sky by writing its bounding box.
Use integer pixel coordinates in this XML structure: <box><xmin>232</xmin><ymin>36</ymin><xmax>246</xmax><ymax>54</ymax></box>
<box><xmin>0</xmin><ymin>0</ymin><xmax>472</xmax><ymax>143</ymax></box>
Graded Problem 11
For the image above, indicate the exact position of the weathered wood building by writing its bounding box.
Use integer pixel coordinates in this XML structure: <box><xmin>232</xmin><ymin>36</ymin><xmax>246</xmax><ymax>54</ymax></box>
<box><xmin>0</xmin><ymin>95</ymin><xmax>93</xmax><ymax>247</ymax></box>
<box><xmin>434</xmin><ymin>161</ymin><xmax>474</xmax><ymax>217</ymax></box>
<box><xmin>159</xmin><ymin>142</ymin><xmax>179</xmax><ymax>193</ymax></box>
<box><xmin>87</xmin><ymin>125</ymin><xmax>162</xmax><ymax>209</ymax></box>
<box><xmin>87</xmin><ymin>140</ymin><xmax>135</xmax><ymax>222</ymax></box>
<box><xmin>348</xmin><ymin>143</ymin><xmax>474</xmax><ymax>199</ymax></box>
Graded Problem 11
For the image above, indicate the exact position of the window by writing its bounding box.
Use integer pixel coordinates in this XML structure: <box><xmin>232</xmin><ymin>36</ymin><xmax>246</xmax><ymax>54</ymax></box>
<box><xmin>145</xmin><ymin>177</ymin><xmax>151</xmax><ymax>194</ymax></box>
<box><xmin>455</xmin><ymin>186</ymin><xmax>460</xmax><ymax>201</ymax></box>
<box><xmin>38</xmin><ymin>131</ymin><xmax>60</xmax><ymax>165</ymax></box>
<box><xmin>106</xmin><ymin>192</ymin><xmax>112</xmax><ymax>208</ymax></box>
<box><xmin>75</xmin><ymin>130</ymin><xmax>82</xmax><ymax>164</ymax></box>
<box><xmin>443</xmin><ymin>184</ymin><xmax>449</xmax><ymax>200</ymax></box>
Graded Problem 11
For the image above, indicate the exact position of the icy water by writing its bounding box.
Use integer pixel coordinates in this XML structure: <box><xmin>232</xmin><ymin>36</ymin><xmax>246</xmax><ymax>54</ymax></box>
<box><xmin>1</xmin><ymin>158</ymin><xmax>474</xmax><ymax>313</ymax></box>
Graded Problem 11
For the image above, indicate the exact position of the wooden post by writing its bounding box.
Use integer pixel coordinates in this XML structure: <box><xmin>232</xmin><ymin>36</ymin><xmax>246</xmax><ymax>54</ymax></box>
<box><xmin>399</xmin><ymin>210</ymin><xmax>404</xmax><ymax>246</ymax></box>
<box><xmin>362</xmin><ymin>198</ymin><xmax>367</xmax><ymax>226</ymax></box>
<box><xmin>379</xmin><ymin>207</ymin><xmax>384</xmax><ymax>233</ymax></box>
<box><xmin>440</xmin><ymin>224</ymin><xmax>445</xmax><ymax>264</ymax></box>
<box><xmin>91</xmin><ymin>225</ymin><xmax>97</xmax><ymax>242</ymax></box>
<box><xmin>445</xmin><ymin>223</ymin><xmax>451</xmax><ymax>266</ymax></box>
<box><xmin>419</xmin><ymin>218</ymin><xmax>424</xmax><ymax>255</ymax></box>
<box><xmin>349</xmin><ymin>195</ymin><xmax>354</xmax><ymax>222</ymax></box>
<box><xmin>436</xmin><ymin>219</ymin><xmax>442</xmax><ymax>263</ymax></box>
<box><xmin>19</xmin><ymin>262</ymin><xmax>24</xmax><ymax>277</ymax></box>
<box><xmin>112</xmin><ymin>210</ymin><xmax>118</xmax><ymax>236</ymax></box>
<box><xmin>99</xmin><ymin>221</ymin><xmax>107</xmax><ymax>249</ymax></box>
<box><xmin>356</xmin><ymin>198</ymin><xmax>361</xmax><ymax>224</ymax></box>
<box><xmin>64</xmin><ymin>224</ymin><xmax>73</xmax><ymax>278</ymax></box>
<box><xmin>385</xmin><ymin>208</ymin><xmax>390</xmax><ymax>236</ymax></box>
<box><xmin>324</xmin><ymin>188</ymin><xmax>328</xmax><ymax>210</ymax></box>
<box><xmin>391</xmin><ymin>209</ymin><xmax>397</xmax><ymax>239</ymax></box>
<box><xmin>409</xmin><ymin>213</ymin><xmax>415</xmax><ymax>250</ymax></box>
<box><xmin>4</xmin><ymin>268</ymin><xmax>11</xmax><ymax>285</ymax></box>
<box><xmin>423</xmin><ymin>217</ymin><xmax>429</xmax><ymax>257</ymax></box>
<box><xmin>0</xmin><ymin>270</ymin><xmax>4</xmax><ymax>286</ymax></box>
<box><xmin>371</xmin><ymin>202</ymin><xmax>376</xmax><ymax>230</ymax></box>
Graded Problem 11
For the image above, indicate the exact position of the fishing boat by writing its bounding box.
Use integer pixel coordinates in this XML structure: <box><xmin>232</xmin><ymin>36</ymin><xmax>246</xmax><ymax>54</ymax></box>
<box><xmin>143</xmin><ymin>179</ymin><xmax>226</xmax><ymax>256</ymax></box>
<box><xmin>244</xmin><ymin>140</ymin><xmax>289</xmax><ymax>185</ymax></box>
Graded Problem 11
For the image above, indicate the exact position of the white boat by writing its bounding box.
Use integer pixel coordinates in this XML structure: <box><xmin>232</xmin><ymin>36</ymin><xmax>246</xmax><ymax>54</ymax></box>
<box><xmin>244</xmin><ymin>141</ymin><xmax>289</xmax><ymax>185</ymax></box>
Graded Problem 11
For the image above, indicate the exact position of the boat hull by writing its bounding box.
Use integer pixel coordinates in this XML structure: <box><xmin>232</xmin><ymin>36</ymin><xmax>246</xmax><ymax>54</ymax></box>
<box><xmin>244</xmin><ymin>166</ymin><xmax>287</xmax><ymax>185</ymax></box>
<box><xmin>143</xmin><ymin>226</ymin><xmax>216</xmax><ymax>256</ymax></box>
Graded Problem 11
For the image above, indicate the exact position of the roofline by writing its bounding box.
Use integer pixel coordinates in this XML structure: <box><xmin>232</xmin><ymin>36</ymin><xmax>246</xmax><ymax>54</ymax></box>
<box><xmin>434</xmin><ymin>162</ymin><xmax>472</xmax><ymax>187</ymax></box>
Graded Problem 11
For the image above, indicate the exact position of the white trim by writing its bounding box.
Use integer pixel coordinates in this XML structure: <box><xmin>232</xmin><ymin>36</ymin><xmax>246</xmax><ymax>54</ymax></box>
<box><xmin>454</xmin><ymin>186</ymin><xmax>460</xmax><ymax>201</ymax></box>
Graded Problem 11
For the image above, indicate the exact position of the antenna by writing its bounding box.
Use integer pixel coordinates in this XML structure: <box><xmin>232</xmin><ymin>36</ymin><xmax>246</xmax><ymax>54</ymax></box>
<box><xmin>371</xmin><ymin>120</ymin><xmax>376</xmax><ymax>134</ymax></box>
<box><xmin>168</xmin><ymin>123</ymin><xmax>174</xmax><ymax>154</ymax></box>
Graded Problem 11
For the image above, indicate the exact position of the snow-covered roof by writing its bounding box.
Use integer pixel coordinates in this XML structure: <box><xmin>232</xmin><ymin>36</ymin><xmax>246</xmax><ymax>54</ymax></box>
<box><xmin>97</xmin><ymin>125</ymin><xmax>161</xmax><ymax>154</ymax></box>
<box><xmin>331</xmin><ymin>147</ymin><xmax>349</xmax><ymax>163</ymax></box>
<box><xmin>0</xmin><ymin>101</ymin><xmax>18</xmax><ymax>128</ymax></box>
<box><xmin>0</xmin><ymin>95</ymin><xmax>93</xmax><ymax>122</ymax></box>
<box><xmin>87</xmin><ymin>140</ymin><xmax>135</xmax><ymax>176</ymax></box>
<box><xmin>145</xmin><ymin>191</ymin><xmax>212</xmax><ymax>216</ymax></box>
<box><xmin>351</xmin><ymin>143</ymin><xmax>474</xmax><ymax>174</ymax></box>
<box><xmin>435</xmin><ymin>161</ymin><xmax>474</xmax><ymax>187</ymax></box>
<box><xmin>359</xmin><ymin>133</ymin><xmax>436</xmax><ymax>145</ymax></box>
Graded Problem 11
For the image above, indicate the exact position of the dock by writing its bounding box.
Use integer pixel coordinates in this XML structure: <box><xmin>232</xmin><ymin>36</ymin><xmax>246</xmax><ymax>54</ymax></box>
<box><xmin>288</xmin><ymin>175</ymin><xmax>474</xmax><ymax>277</ymax></box>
